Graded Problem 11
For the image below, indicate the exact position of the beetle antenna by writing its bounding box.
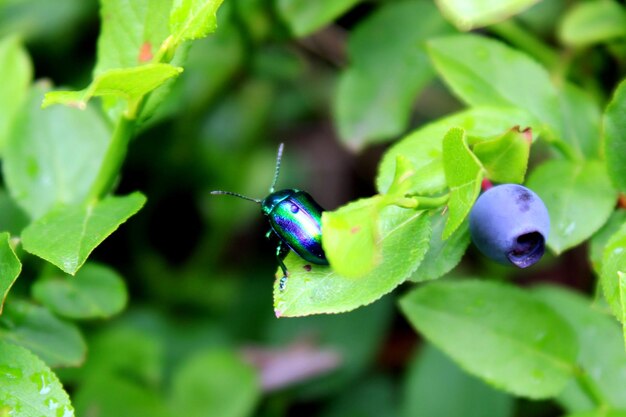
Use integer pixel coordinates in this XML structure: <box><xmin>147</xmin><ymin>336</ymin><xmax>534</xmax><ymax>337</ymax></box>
<box><xmin>210</xmin><ymin>190</ymin><xmax>261</xmax><ymax>204</ymax></box>
<box><xmin>269</xmin><ymin>143</ymin><xmax>284</xmax><ymax>193</ymax></box>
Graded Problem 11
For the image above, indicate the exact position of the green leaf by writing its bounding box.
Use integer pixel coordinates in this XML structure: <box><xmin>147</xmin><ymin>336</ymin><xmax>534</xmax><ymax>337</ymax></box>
<box><xmin>427</xmin><ymin>34</ymin><xmax>561</xmax><ymax>136</ymax></box>
<box><xmin>408</xmin><ymin>211</ymin><xmax>470</xmax><ymax>283</ymax></box>
<box><xmin>565</xmin><ymin>412</ymin><xmax>626</xmax><ymax>417</ymax></box>
<box><xmin>274</xmin><ymin>206</ymin><xmax>430</xmax><ymax>317</ymax></box>
<box><xmin>3</xmin><ymin>84</ymin><xmax>112</xmax><ymax>220</ymax></box>
<box><xmin>533</xmin><ymin>285</ymin><xmax>626</xmax><ymax>411</ymax></box>
<box><xmin>169</xmin><ymin>0</ymin><xmax>225</xmax><ymax>43</ymax></box>
<box><xmin>590</xmin><ymin>210</ymin><xmax>626</xmax><ymax>274</ymax></box>
<box><xmin>75</xmin><ymin>374</ymin><xmax>169</xmax><ymax>417</ymax></box>
<box><xmin>43</xmin><ymin>64</ymin><xmax>184</xmax><ymax>111</ymax></box>
<box><xmin>526</xmin><ymin>159</ymin><xmax>617</xmax><ymax>254</ymax></box>
<box><xmin>95</xmin><ymin>0</ymin><xmax>177</xmax><ymax>121</ymax></box>
<box><xmin>559</xmin><ymin>0</ymin><xmax>626</xmax><ymax>47</ymax></box>
<box><xmin>0</xmin><ymin>35</ymin><xmax>32</xmax><ymax>154</ymax></box>
<box><xmin>603</xmin><ymin>79</ymin><xmax>626</xmax><ymax>192</ymax></box>
<box><xmin>78</xmin><ymin>326</ymin><xmax>163</xmax><ymax>387</ymax></box>
<box><xmin>0</xmin><ymin>232</ymin><xmax>21</xmax><ymax>315</ymax></box>
<box><xmin>22</xmin><ymin>192</ymin><xmax>147</xmax><ymax>275</ymax></box>
<box><xmin>0</xmin><ymin>0</ymin><xmax>94</xmax><ymax>45</ymax></box>
<box><xmin>601</xmin><ymin>222</ymin><xmax>626</xmax><ymax>324</ymax></box>
<box><xmin>0</xmin><ymin>340</ymin><xmax>74</xmax><ymax>417</ymax></box>
<box><xmin>559</xmin><ymin>83</ymin><xmax>602</xmax><ymax>159</ymax></box>
<box><xmin>435</xmin><ymin>0</ymin><xmax>540</xmax><ymax>30</ymax></box>
<box><xmin>73</xmin><ymin>324</ymin><xmax>168</xmax><ymax>416</ymax></box>
<box><xmin>169</xmin><ymin>350</ymin><xmax>259</xmax><ymax>417</ymax></box>
<box><xmin>400</xmin><ymin>280</ymin><xmax>578</xmax><ymax>399</ymax></box>
<box><xmin>276</xmin><ymin>0</ymin><xmax>362</xmax><ymax>37</ymax></box>
<box><xmin>472</xmin><ymin>127</ymin><xmax>530</xmax><ymax>184</ymax></box>
<box><xmin>0</xmin><ymin>189</ymin><xmax>29</xmax><ymax>236</ymax></box>
<box><xmin>32</xmin><ymin>262</ymin><xmax>128</xmax><ymax>320</ymax></box>
<box><xmin>334</xmin><ymin>0</ymin><xmax>452</xmax><ymax>149</ymax></box>
<box><xmin>321</xmin><ymin>375</ymin><xmax>397</xmax><ymax>417</ymax></box>
<box><xmin>95</xmin><ymin>0</ymin><xmax>172</xmax><ymax>73</ymax></box>
<box><xmin>442</xmin><ymin>128</ymin><xmax>483</xmax><ymax>239</ymax></box>
<box><xmin>376</xmin><ymin>106</ymin><xmax>536</xmax><ymax>195</ymax></box>
<box><xmin>0</xmin><ymin>301</ymin><xmax>85</xmax><ymax>368</ymax></box>
<box><xmin>402</xmin><ymin>343</ymin><xmax>514</xmax><ymax>417</ymax></box>
<box><xmin>322</xmin><ymin>196</ymin><xmax>383</xmax><ymax>278</ymax></box>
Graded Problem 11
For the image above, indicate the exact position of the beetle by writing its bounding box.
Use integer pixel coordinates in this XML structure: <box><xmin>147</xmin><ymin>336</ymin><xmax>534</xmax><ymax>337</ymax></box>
<box><xmin>210</xmin><ymin>143</ymin><xmax>329</xmax><ymax>291</ymax></box>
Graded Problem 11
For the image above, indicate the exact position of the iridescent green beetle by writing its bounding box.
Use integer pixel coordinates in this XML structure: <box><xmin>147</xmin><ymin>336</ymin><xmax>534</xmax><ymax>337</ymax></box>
<box><xmin>211</xmin><ymin>143</ymin><xmax>328</xmax><ymax>291</ymax></box>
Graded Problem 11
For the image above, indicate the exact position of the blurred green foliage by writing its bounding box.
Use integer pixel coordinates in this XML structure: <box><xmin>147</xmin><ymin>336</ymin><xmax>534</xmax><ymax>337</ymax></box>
<box><xmin>0</xmin><ymin>0</ymin><xmax>625</xmax><ymax>416</ymax></box>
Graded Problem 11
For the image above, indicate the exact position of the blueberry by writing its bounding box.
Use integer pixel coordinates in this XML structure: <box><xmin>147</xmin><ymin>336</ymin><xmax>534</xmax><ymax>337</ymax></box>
<box><xmin>469</xmin><ymin>184</ymin><xmax>550</xmax><ymax>268</ymax></box>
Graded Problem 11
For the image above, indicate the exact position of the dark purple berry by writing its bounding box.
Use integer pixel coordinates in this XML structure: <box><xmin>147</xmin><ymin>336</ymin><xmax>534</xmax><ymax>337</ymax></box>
<box><xmin>469</xmin><ymin>184</ymin><xmax>550</xmax><ymax>268</ymax></box>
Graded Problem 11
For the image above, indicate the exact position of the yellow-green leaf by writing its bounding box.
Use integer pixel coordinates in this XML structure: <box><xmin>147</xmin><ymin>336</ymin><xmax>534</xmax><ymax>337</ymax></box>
<box><xmin>442</xmin><ymin>127</ymin><xmax>484</xmax><ymax>239</ymax></box>
<box><xmin>43</xmin><ymin>64</ymin><xmax>183</xmax><ymax>111</ymax></box>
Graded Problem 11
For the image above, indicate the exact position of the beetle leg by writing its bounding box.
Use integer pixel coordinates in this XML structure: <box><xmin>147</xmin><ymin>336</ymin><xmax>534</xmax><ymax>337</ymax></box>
<box><xmin>265</xmin><ymin>229</ymin><xmax>273</xmax><ymax>239</ymax></box>
<box><xmin>276</xmin><ymin>241</ymin><xmax>290</xmax><ymax>291</ymax></box>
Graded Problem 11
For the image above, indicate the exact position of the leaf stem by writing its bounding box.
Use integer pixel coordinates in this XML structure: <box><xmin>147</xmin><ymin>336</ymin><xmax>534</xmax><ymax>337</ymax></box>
<box><xmin>574</xmin><ymin>366</ymin><xmax>609</xmax><ymax>410</ymax></box>
<box><xmin>86</xmin><ymin>116</ymin><xmax>136</xmax><ymax>203</ymax></box>
<box><xmin>489</xmin><ymin>20</ymin><xmax>560</xmax><ymax>73</ymax></box>
<box><xmin>394</xmin><ymin>194</ymin><xmax>449</xmax><ymax>210</ymax></box>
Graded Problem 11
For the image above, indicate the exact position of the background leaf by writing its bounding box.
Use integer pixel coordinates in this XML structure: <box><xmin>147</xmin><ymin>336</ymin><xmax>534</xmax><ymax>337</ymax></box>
<box><xmin>402</xmin><ymin>343</ymin><xmax>514</xmax><ymax>417</ymax></box>
<box><xmin>73</xmin><ymin>326</ymin><xmax>168</xmax><ymax>417</ymax></box>
<box><xmin>0</xmin><ymin>340</ymin><xmax>74</xmax><ymax>417</ymax></box>
<box><xmin>0</xmin><ymin>189</ymin><xmax>29</xmax><ymax>236</ymax></box>
<box><xmin>435</xmin><ymin>0</ymin><xmax>539</xmax><ymax>30</ymax></box>
<box><xmin>169</xmin><ymin>350</ymin><xmax>259</xmax><ymax>417</ymax></box>
<box><xmin>32</xmin><ymin>262</ymin><xmax>128</xmax><ymax>320</ymax></box>
<box><xmin>75</xmin><ymin>374</ymin><xmax>170</xmax><ymax>417</ymax></box>
<box><xmin>320</xmin><ymin>375</ymin><xmax>397</xmax><ymax>417</ymax></box>
<box><xmin>0</xmin><ymin>188</ymin><xmax>30</xmax><ymax>235</ymax></box>
<box><xmin>565</xmin><ymin>411</ymin><xmax>626</xmax><ymax>417</ymax></box>
<box><xmin>603</xmin><ymin>79</ymin><xmax>626</xmax><ymax>192</ymax></box>
<box><xmin>526</xmin><ymin>159</ymin><xmax>617</xmax><ymax>254</ymax></box>
<box><xmin>22</xmin><ymin>192</ymin><xmax>147</xmax><ymax>275</ymax></box>
<box><xmin>559</xmin><ymin>0</ymin><xmax>626</xmax><ymax>47</ymax></box>
<box><xmin>558</xmin><ymin>83</ymin><xmax>602</xmax><ymax>159</ymax></box>
<box><xmin>427</xmin><ymin>34</ymin><xmax>560</xmax><ymax>135</ymax></box>
<box><xmin>590</xmin><ymin>210</ymin><xmax>626</xmax><ymax>274</ymax></box>
<box><xmin>442</xmin><ymin>127</ymin><xmax>483</xmax><ymax>239</ymax></box>
<box><xmin>0</xmin><ymin>35</ymin><xmax>32</xmax><ymax>154</ymax></box>
<box><xmin>0</xmin><ymin>301</ymin><xmax>85</xmax><ymax>368</ymax></box>
<box><xmin>267</xmin><ymin>299</ymin><xmax>393</xmax><ymax>397</ymax></box>
<box><xmin>3</xmin><ymin>85</ymin><xmax>112</xmax><ymax>219</ymax></box>
<box><xmin>274</xmin><ymin>206</ymin><xmax>430</xmax><ymax>317</ymax></box>
<box><xmin>601</xmin><ymin>222</ymin><xmax>626</xmax><ymax>325</ymax></box>
<box><xmin>276</xmin><ymin>0</ymin><xmax>362</xmax><ymax>37</ymax></box>
<box><xmin>0</xmin><ymin>232</ymin><xmax>21</xmax><ymax>315</ymax></box>
<box><xmin>334</xmin><ymin>0</ymin><xmax>452</xmax><ymax>149</ymax></box>
<box><xmin>400</xmin><ymin>280</ymin><xmax>578</xmax><ymax>399</ymax></box>
<box><xmin>533</xmin><ymin>285</ymin><xmax>626</xmax><ymax>412</ymax></box>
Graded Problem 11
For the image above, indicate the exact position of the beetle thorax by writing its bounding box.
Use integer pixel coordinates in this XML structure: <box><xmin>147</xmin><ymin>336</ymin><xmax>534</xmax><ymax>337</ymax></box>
<box><xmin>262</xmin><ymin>189</ymin><xmax>299</xmax><ymax>215</ymax></box>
